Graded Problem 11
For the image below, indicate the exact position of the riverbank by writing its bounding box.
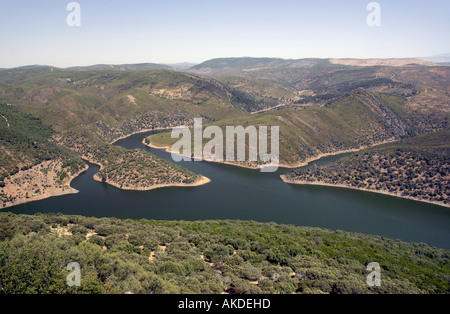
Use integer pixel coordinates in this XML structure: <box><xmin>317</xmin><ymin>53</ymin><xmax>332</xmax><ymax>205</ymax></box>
<box><xmin>1</xmin><ymin>162</ymin><xmax>89</xmax><ymax>210</ymax></box>
<box><xmin>143</xmin><ymin>140</ymin><xmax>263</xmax><ymax>170</ymax></box>
<box><xmin>93</xmin><ymin>174</ymin><xmax>211</xmax><ymax>191</ymax></box>
<box><xmin>281</xmin><ymin>177</ymin><xmax>450</xmax><ymax>209</ymax></box>
<box><xmin>110</xmin><ymin>127</ymin><xmax>175</xmax><ymax>145</ymax></box>
<box><xmin>8</xmin><ymin>131</ymin><xmax>450</xmax><ymax>250</ymax></box>
<box><xmin>84</xmin><ymin>152</ymin><xmax>211</xmax><ymax>192</ymax></box>
<box><xmin>143</xmin><ymin>138</ymin><xmax>398</xmax><ymax>170</ymax></box>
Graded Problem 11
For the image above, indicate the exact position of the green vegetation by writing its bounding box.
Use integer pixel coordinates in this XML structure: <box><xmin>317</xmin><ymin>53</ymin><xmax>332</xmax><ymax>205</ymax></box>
<box><xmin>93</xmin><ymin>146</ymin><xmax>200</xmax><ymax>189</ymax></box>
<box><xmin>0</xmin><ymin>104</ymin><xmax>84</xmax><ymax>182</ymax></box>
<box><xmin>217</xmin><ymin>75</ymin><xmax>299</xmax><ymax>110</ymax></box>
<box><xmin>147</xmin><ymin>89</ymin><xmax>449</xmax><ymax>167</ymax></box>
<box><xmin>0</xmin><ymin>67</ymin><xmax>295</xmax><ymax>191</ymax></box>
<box><xmin>283</xmin><ymin>131</ymin><xmax>450</xmax><ymax>207</ymax></box>
<box><xmin>53</xmin><ymin>128</ymin><xmax>201</xmax><ymax>190</ymax></box>
<box><xmin>0</xmin><ymin>68</ymin><xmax>280</xmax><ymax>138</ymax></box>
<box><xmin>0</xmin><ymin>212</ymin><xmax>448</xmax><ymax>294</ymax></box>
<box><xmin>1</xmin><ymin>69</ymin><xmax>240</xmax><ymax>191</ymax></box>
<box><xmin>0</xmin><ymin>58</ymin><xmax>448</xmax><ymax>296</ymax></box>
<box><xmin>0</xmin><ymin>60</ymin><xmax>448</xmax><ymax>196</ymax></box>
<box><xmin>188</xmin><ymin>57</ymin><xmax>444</xmax><ymax>92</ymax></box>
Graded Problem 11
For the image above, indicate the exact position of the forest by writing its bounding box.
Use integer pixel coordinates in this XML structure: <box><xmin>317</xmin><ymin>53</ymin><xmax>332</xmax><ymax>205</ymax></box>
<box><xmin>283</xmin><ymin>130</ymin><xmax>450</xmax><ymax>207</ymax></box>
<box><xmin>0</xmin><ymin>213</ymin><xmax>448</xmax><ymax>294</ymax></box>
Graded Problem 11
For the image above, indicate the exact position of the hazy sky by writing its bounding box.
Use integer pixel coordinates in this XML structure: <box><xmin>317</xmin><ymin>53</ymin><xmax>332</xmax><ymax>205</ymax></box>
<box><xmin>0</xmin><ymin>0</ymin><xmax>449</xmax><ymax>68</ymax></box>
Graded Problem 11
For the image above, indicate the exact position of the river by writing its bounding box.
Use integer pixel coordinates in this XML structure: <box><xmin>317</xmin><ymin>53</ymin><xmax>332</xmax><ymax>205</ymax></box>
<box><xmin>8</xmin><ymin>131</ymin><xmax>450</xmax><ymax>248</ymax></box>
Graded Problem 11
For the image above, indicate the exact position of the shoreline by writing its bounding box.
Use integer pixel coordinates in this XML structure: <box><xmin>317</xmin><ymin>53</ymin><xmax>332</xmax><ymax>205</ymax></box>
<box><xmin>92</xmin><ymin>174</ymin><xmax>211</xmax><ymax>191</ymax></box>
<box><xmin>110</xmin><ymin>127</ymin><xmax>175</xmax><ymax>145</ymax></box>
<box><xmin>1</xmin><ymin>164</ymin><xmax>89</xmax><ymax>210</ymax></box>
<box><xmin>281</xmin><ymin>177</ymin><xmax>450</xmax><ymax>209</ymax></box>
<box><xmin>84</xmin><ymin>155</ymin><xmax>211</xmax><ymax>192</ymax></box>
<box><xmin>143</xmin><ymin>138</ymin><xmax>398</xmax><ymax>171</ymax></box>
<box><xmin>143</xmin><ymin>140</ymin><xmax>261</xmax><ymax>170</ymax></box>
<box><xmin>281</xmin><ymin>139</ymin><xmax>398</xmax><ymax>169</ymax></box>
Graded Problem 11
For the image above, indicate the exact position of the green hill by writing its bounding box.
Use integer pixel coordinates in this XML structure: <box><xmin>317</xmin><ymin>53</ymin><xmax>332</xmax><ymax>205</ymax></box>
<box><xmin>188</xmin><ymin>57</ymin><xmax>449</xmax><ymax>106</ymax></box>
<box><xmin>282</xmin><ymin>130</ymin><xmax>450</xmax><ymax>207</ymax></box>
<box><xmin>0</xmin><ymin>104</ymin><xmax>83</xmax><ymax>179</ymax></box>
<box><xmin>147</xmin><ymin>89</ymin><xmax>449</xmax><ymax>167</ymax></box>
<box><xmin>65</xmin><ymin>63</ymin><xmax>172</xmax><ymax>72</ymax></box>
<box><xmin>0</xmin><ymin>61</ymin><xmax>448</xmax><ymax>194</ymax></box>
<box><xmin>0</xmin><ymin>212</ymin><xmax>448</xmax><ymax>294</ymax></box>
<box><xmin>1</xmin><ymin>69</ymin><xmax>255</xmax><ymax>194</ymax></box>
<box><xmin>0</xmin><ymin>68</ymin><xmax>282</xmax><ymax>138</ymax></box>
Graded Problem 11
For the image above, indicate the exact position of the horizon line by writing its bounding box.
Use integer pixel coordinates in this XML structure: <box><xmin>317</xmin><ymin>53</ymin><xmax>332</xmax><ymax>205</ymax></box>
<box><xmin>1</xmin><ymin>55</ymin><xmax>449</xmax><ymax>70</ymax></box>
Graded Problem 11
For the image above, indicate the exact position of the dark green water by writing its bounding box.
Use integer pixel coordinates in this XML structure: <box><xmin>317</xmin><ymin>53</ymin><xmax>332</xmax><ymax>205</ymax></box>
<box><xmin>8</xmin><ymin>131</ymin><xmax>450</xmax><ymax>248</ymax></box>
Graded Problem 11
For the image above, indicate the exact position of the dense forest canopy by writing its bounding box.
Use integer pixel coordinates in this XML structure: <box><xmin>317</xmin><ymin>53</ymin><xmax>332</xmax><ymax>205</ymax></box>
<box><xmin>0</xmin><ymin>213</ymin><xmax>448</xmax><ymax>294</ymax></box>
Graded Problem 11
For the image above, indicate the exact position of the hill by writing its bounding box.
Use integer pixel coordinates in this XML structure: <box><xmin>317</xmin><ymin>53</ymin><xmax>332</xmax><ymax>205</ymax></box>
<box><xmin>329</xmin><ymin>58</ymin><xmax>437</xmax><ymax>67</ymax></box>
<box><xmin>0</xmin><ymin>104</ymin><xmax>85</xmax><ymax>208</ymax></box>
<box><xmin>65</xmin><ymin>63</ymin><xmax>173</xmax><ymax>72</ymax></box>
<box><xmin>0</xmin><ymin>60</ymin><xmax>448</xmax><ymax>198</ymax></box>
<box><xmin>0</xmin><ymin>67</ymin><xmax>299</xmax><ymax>200</ymax></box>
<box><xmin>1</xmin><ymin>69</ymin><xmax>262</xmax><ymax>198</ymax></box>
<box><xmin>0</xmin><ymin>68</ymin><xmax>280</xmax><ymax>136</ymax></box>
<box><xmin>282</xmin><ymin>130</ymin><xmax>450</xmax><ymax>207</ymax></box>
<box><xmin>147</xmin><ymin>89</ymin><xmax>449</xmax><ymax>168</ymax></box>
<box><xmin>419</xmin><ymin>53</ymin><xmax>450</xmax><ymax>64</ymax></box>
<box><xmin>188</xmin><ymin>57</ymin><xmax>448</xmax><ymax>101</ymax></box>
<box><xmin>216</xmin><ymin>75</ymin><xmax>300</xmax><ymax>106</ymax></box>
<box><xmin>0</xmin><ymin>212</ymin><xmax>448</xmax><ymax>294</ymax></box>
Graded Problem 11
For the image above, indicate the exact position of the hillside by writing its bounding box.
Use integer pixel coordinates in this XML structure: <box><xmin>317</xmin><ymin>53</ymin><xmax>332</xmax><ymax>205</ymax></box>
<box><xmin>0</xmin><ymin>104</ymin><xmax>83</xmax><ymax>175</ymax></box>
<box><xmin>0</xmin><ymin>69</ymin><xmax>259</xmax><ymax>196</ymax></box>
<box><xmin>0</xmin><ymin>67</ymin><xmax>297</xmax><ymax>197</ymax></box>
<box><xmin>282</xmin><ymin>131</ymin><xmax>450</xmax><ymax>207</ymax></box>
<box><xmin>65</xmin><ymin>63</ymin><xmax>172</xmax><ymax>72</ymax></box>
<box><xmin>188</xmin><ymin>57</ymin><xmax>331</xmax><ymax>77</ymax></box>
<box><xmin>0</xmin><ymin>68</ymin><xmax>283</xmax><ymax>138</ymax></box>
<box><xmin>329</xmin><ymin>58</ymin><xmax>437</xmax><ymax>67</ymax></box>
<box><xmin>188</xmin><ymin>58</ymin><xmax>449</xmax><ymax>105</ymax></box>
<box><xmin>0</xmin><ymin>60</ymin><xmax>448</xmax><ymax>198</ymax></box>
<box><xmin>0</xmin><ymin>104</ymin><xmax>86</xmax><ymax>208</ymax></box>
<box><xmin>189</xmin><ymin>57</ymin><xmax>437</xmax><ymax>75</ymax></box>
<box><xmin>146</xmin><ymin>89</ymin><xmax>449</xmax><ymax>168</ymax></box>
<box><xmin>91</xmin><ymin>146</ymin><xmax>205</xmax><ymax>191</ymax></box>
<box><xmin>216</xmin><ymin>75</ymin><xmax>301</xmax><ymax>107</ymax></box>
<box><xmin>0</xmin><ymin>212</ymin><xmax>448</xmax><ymax>294</ymax></box>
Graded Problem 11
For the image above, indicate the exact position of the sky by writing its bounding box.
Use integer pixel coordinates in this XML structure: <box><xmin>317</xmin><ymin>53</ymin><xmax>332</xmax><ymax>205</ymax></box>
<box><xmin>0</xmin><ymin>0</ymin><xmax>449</xmax><ymax>68</ymax></box>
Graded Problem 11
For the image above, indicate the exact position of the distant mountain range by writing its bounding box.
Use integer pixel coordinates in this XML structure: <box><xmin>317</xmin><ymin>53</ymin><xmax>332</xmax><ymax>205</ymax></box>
<box><xmin>66</xmin><ymin>63</ymin><xmax>172</xmax><ymax>71</ymax></box>
<box><xmin>67</xmin><ymin>62</ymin><xmax>198</xmax><ymax>72</ymax></box>
<box><xmin>418</xmin><ymin>53</ymin><xmax>450</xmax><ymax>64</ymax></box>
<box><xmin>166</xmin><ymin>63</ymin><xmax>199</xmax><ymax>71</ymax></box>
<box><xmin>2</xmin><ymin>56</ymin><xmax>447</xmax><ymax>73</ymax></box>
<box><xmin>1</xmin><ymin>63</ymin><xmax>195</xmax><ymax>72</ymax></box>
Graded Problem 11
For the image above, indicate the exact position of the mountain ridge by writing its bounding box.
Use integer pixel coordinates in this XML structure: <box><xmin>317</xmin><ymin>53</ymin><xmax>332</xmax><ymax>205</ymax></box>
<box><xmin>1</xmin><ymin>57</ymin><xmax>442</xmax><ymax>73</ymax></box>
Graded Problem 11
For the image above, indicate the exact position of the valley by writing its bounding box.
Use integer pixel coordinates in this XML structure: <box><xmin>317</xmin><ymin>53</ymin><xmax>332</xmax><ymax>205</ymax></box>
<box><xmin>0</xmin><ymin>57</ymin><xmax>449</xmax><ymax>238</ymax></box>
<box><xmin>2</xmin><ymin>0</ymin><xmax>449</xmax><ymax>297</ymax></box>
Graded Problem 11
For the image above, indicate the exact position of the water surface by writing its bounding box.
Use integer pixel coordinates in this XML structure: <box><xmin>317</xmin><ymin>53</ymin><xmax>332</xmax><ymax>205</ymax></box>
<box><xmin>9</xmin><ymin>131</ymin><xmax>450</xmax><ymax>249</ymax></box>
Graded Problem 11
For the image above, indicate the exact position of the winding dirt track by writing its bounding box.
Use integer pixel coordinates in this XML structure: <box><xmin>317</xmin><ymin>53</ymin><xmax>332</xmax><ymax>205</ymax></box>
<box><xmin>1</xmin><ymin>115</ymin><xmax>9</xmax><ymax>128</ymax></box>
<box><xmin>250</xmin><ymin>104</ymin><xmax>286</xmax><ymax>115</ymax></box>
